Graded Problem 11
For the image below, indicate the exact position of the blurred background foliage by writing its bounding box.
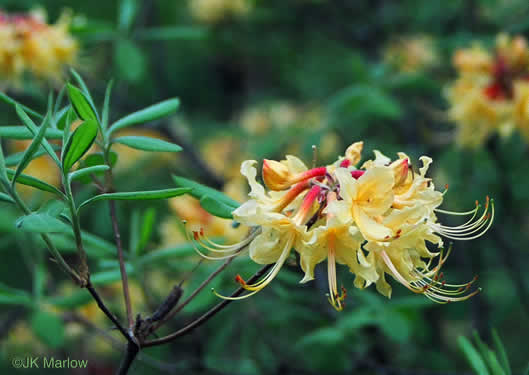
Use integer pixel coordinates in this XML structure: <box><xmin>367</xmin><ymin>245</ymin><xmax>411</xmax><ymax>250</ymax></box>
<box><xmin>1</xmin><ymin>0</ymin><xmax>529</xmax><ymax>374</ymax></box>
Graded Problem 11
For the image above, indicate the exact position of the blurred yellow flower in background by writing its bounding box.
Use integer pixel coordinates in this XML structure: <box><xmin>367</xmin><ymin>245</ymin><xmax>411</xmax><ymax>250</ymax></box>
<box><xmin>188</xmin><ymin>0</ymin><xmax>252</xmax><ymax>23</ymax></box>
<box><xmin>8</xmin><ymin>139</ymin><xmax>60</xmax><ymax>198</ymax></box>
<box><xmin>446</xmin><ymin>34</ymin><xmax>529</xmax><ymax>147</ymax></box>
<box><xmin>0</xmin><ymin>9</ymin><xmax>78</xmax><ymax>85</ymax></box>
<box><xmin>384</xmin><ymin>35</ymin><xmax>438</xmax><ymax>73</ymax></box>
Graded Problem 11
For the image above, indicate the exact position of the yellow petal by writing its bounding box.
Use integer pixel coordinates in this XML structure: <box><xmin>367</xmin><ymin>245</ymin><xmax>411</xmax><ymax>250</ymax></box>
<box><xmin>353</xmin><ymin>205</ymin><xmax>392</xmax><ymax>241</ymax></box>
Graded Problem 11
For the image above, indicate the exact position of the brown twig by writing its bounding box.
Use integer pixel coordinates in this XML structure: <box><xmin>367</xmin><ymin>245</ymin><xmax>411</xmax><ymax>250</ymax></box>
<box><xmin>142</xmin><ymin>264</ymin><xmax>273</xmax><ymax>347</ymax></box>
<box><xmin>86</xmin><ymin>282</ymin><xmax>134</xmax><ymax>345</ymax></box>
<box><xmin>103</xmin><ymin>159</ymin><xmax>134</xmax><ymax>331</ymax></box>
<box><xmin>117</xmin><ymin>341</ymin><xmax>140</xmax><ymax>375</ymax></box>
<box><xmin>151</xmin><ymin>255</ymin><xmax>237</xmax><ymax>332</ymax></box>
<box><xmin>108</xmin><ymin>198</ymin><xmax>134</xmax><ymax>330</ymax></box>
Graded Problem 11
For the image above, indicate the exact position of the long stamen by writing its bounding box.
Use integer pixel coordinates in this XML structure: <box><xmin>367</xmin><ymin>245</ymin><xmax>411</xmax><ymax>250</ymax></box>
<box><xmin>185</xmin><ymin>223</ymin><xmax>256</xmax><ymax>259</ymax></box>
<box><xmin>433</xmin><ymin>197</ymin><xmax>494</xmax><ymax>240</ymax></box>
<box><xmin>212</xmin><ymin>235</ymin><xmax>294</xmax><ymax>300</ymax></box>
<box><xmin>380</xmin><ymin>250</ymin><xmax>479</xmax><ymax>304</ymax></box>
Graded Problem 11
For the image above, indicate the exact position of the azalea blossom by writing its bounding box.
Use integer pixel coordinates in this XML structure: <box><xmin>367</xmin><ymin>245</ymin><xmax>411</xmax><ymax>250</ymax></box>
<box><xmin>446</xmin><ymin>34</ymin><xmax>529</xmax><ymax>147</ymax></box>
<box><xmin>0</xmin><ymin>9</ymin><xmax>78</xmax><ymax>84</ymax></box>
<box><xmin>190</xmin><ymin>141</ymin><xmax>493</xmax><ymax>309</ymax></box>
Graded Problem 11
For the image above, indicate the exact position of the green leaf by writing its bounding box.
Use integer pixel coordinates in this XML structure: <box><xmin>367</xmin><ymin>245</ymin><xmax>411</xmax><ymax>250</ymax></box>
<box><xmin>33</xmin><ymin>262</ymin><xmax>46</xmax><ymax>300</ymax></box>
<box><xmin>70</xmin><ymin>69</ymin><xmax>98</xmax><ymax>117</ymax></box>
<box><xmin>0</xmin><ymin>140</ymin><xmax>7</xmax><ymax>183</ymax></box>
<box><xmin>0</xmin><ymin>126</ymin><xmax>63</xmax><ymax>140</ymax></box>
<box><xmin>113</xmin><ymin>136</ymin><xmax>182</xmax><ymax>152</ymax></box>
<box><xmin>200</xmin><ymin>195</ymin><xmax>235</xmax><ymax>219</ymax></box>
<box><xmin>30</xmin><ymin>311</ymin><xmax>65</xmax><ymax>349</ymax></box>
<box><xmin>0</xmin><ymin>282</ymin><xmax>34</xmax><ymax>306</ymax></box>
<box><xmin>172</xmin><ymin>175</ymin><xmax>240</xmax><ymax>208</ymax></box>
<box><xmin>136</xmin><ymin>26</ymin><xmax>207</xmax><ymax>41</ymax></box>
<box><xmin>6</xmin><ymin>169</ymin><xmax>64</xmax><ymax>197</ymax></box>
<box><xmin>114</xmin><ymin>39</ymin><xmax>147</xmax><ymax>83</ymax></box>
<box><xmin>102</xmin><ymin>79</ymin><xmax>114</xmax><ymax>130</ymax></box>
<box><xmin>12</xmin><ymin>113</ymin><xmax>51</xmax><ymax>187</ymax></box>
<box><xmin>491</xmin><ymin>329</ymin><xmax>511</xmax><ymax>375</ymax></box>
<box><xmin>91</xmin><ymin>264</ymin><xmax>134</xmax><ymax>285</ymax></box>
<box><xmin>109</xmin><ymin>98</ymin><xmax>180</xmax><ymax>134</ymax></box>
<box><xmin>0</xmin><ymin>192</ymin><xmax>14</xmax><ymax>204</ymax></box>
<box><xmin>118</xmin><ymin>0</ymin><xmax>139</xmax><ymax>31</ymax></box>
<box><xmin>15</xmin><ymin>106</ymin><xmax>61</xmax><ymax>166</ymax></box>
<box><xmin>69</xmin><ymin>165</ymin><xmax>110</xmax><ymax>182</ymax></box>
<box><xmin>138</xmin><ymin>207</ymin><xmax>156</xmax><ymax>253</ymax></box>
<box><xmin>38</xmin><ymin>199</ymin><xmax>66</xmax><ymax>217</ymax></box>
<box><xmin>79</xmin><ymin>187</ymin><xmax>192</xmax><ymax>209</ymax></box>
<box><xmin>327</xmin><ymin>84</ymin><xmax>402</xmax><ymax>121</ymax></box>
<box><xmin>84</xmin><ymin>151</ymin><xmax>118</xmax><ymax>168</ymax></box>
<box><xmin>53</xmin><ymin>85</ymin><xmax>67</xmax><ymax>117</ymax></box>
<box><xmin>458</xmin><ymin>336</ymin><xmax>490</xmax><ymax>375</ymax></box>
<box><xmin>67</xmin><ymin>83</ymin><xmax>98</xmax><ymax>122</ymax></box>
<box><xmin>16</xmin><ymin>213</ymin><xmax>71</xmax><ymax>233</ymax></box>
<box><xmin>46</xmin><ymin>289</ymin><xmax>92</xmax><ymax>309</ymax></box>
<box><xmin>62</xmin><ymin>119</ymin><xmax>99</xmax><ymax>172</ymax></box>
<box><xmin>136</xmin><ymin>243</ymin><xmax>195</xmax><ymax>266</ymax></box>
<box><xmin>56</xmin><ymin>106</ymin><xmax>76</xmax><ymax>130</ymax></box>
<box><xmin>4</xmin><ymin>144</ymin><xmax>61</xmax><ymax>167</ymax></box>
<box><xmin>0</xmin><ymin>91</ymin><xmax>43</xmax><ymax>119</ymax></box>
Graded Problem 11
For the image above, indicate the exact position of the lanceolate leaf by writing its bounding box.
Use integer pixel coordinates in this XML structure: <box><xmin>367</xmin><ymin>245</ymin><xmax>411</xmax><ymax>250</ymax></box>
<box><xmin>62</xmin><ymin>119</ymin><xmax>99</xmax><ymax>172</ymax></box>
<box><xmin>109</xmin><ymin>98</ymin><xmax>180</xmax><ymax>134</ymax></box>
<box><xmin>113</xmin><ymin>136</ymin><xmax>182</xmax><ymax>152</ymax></box>
<box><xmin>0</xmin><ymin>92</ymin><xmax>43</xmax><ymax>119</ymax></box>
<box><xmin>4</xmin><ymin>144</ymin><xmax>61</xmax><ymax>167</ymax></box>
<box><xmin>30</xmin><ymin>311</ymin><xmax>65</xmax><ymax>349</ymax></box>
<box><xmin>15</xmin><ymin>106</ymin><xmax>61</xmax><ymax>166</ymax></box>
<box><xmin>79</xmin><ymin>187</ymin><xmax>192</xmax><ymax>209</ymax></box>
<box><xmin>458</xmin><ymin>336</ymin><xmax>490</xmax><ymax>375</ymax></box>
<box><xmin>0</xmin><ymin>140</ymin><xmax>7</xmax><ymax>182</ymax></box>
<box><xmin>102</xmin><ymin>79</ymin><xmax>114</xmax><ymax>129</ymax></box>
<box><xmin>70</xmin><ymin>68</ymin><xmax>98</xmax><ymax>117</ymax></box>
<box><xmin>0</xmin><ymin>126</ymin><xmax>63</xmax><ymax>140</ymax></box>
<box><xmin>0</xmin><ymin>192</ymin><xmax>14</xmax><ymax>204</ymax></box>
<box><xmin>492</xmin><ymin>329</ymin><xmax>511</xmax><ymax>375</ymax></box>
<box><xmin>172</xmin><ymin>175</ymin><xmax>240</xmax><ymax>208</ymax></box>
<box><xmin>200</xmin><ymin>195</ymin><xmax>235</xmax><ymax>219</ymax></box>
<box><xmin>6</xmin><ymin>169</ymin><xmax>64</xmax><ymax>197</ymax></box>
<box><xmin>12</xmin><ymin>113</ymin><xmax>51</xmax><ymax>187</ymax></box>
<box><xmin>67</xmin><ymin>84</ymin><xmax>98</xmax><ymax>122</ymax></box>
<box><xmin>16</xmin><ymin>213</ymin><xmax>72</xmax><ymax>233</ymax></box>
<box><xmin>69</xmin><ymin>165</ymin><xmax>110</xmax><ymax>182</ymax></box>
<box><xmin>0</xmin><ymin>282</ymin><xmax>34</xmax><ymax>306</ymax></box>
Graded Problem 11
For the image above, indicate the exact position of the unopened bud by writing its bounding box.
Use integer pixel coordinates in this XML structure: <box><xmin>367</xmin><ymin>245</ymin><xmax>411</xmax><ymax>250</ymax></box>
<box><xmin>262</xmin><ymin>159</ymin><xmax>291</xmax><ymax>190</ymax></box>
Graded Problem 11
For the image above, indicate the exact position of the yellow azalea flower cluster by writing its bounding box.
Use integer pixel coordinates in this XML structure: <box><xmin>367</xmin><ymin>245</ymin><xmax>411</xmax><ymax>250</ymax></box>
<box><xmin>188</xmin><ymin>0</ymin><xmax>251</xmax><ymax>23</ymax></box>
<box><xmin>383</xmin><ymin>35</ymin><xmax>438</xmax><ymax>73</ymax></box>
<box><xmin>446</xmin><ymin>34</ymin><xmax>529</xmax><ymax>147</ymax></box>
<box><xmin>191</xmin><ymin>142</ymin><xmax>493</xmax><ymax>310</ymax></box>
<box><xmin>0</xmin><ymin>9</ymin><xmax>77</xmax><ymax>83</ymax></box>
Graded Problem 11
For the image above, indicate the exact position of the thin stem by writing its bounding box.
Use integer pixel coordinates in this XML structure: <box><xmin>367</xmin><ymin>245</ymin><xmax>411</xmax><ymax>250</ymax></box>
<box><xmin>142</xmin><ymin>264</ymin><xmax>273</xmax><ymax>347</ymax></box>
<box><xmin>86</xmin><ymin>282</ymin><xmax>135</xmax><ymax>345</ymax></box>
<box><xmin>67</xmin><ymin>194</ymin><xmax>89</xmax><ymax>284</ymax></box>
<box><xmin>109</xmin><ymin>198</ymin><xmax>134</xmax><ymax>329</ymax></box>
<box><xmin>103</xmin><ymin>148</ymin><xmax>134</xmax><ymax>330</ymax></box>
<box><xmin>151</xmin><ymin>254</ymin><xmax>236</xmax><ymax>332</ymax></box>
